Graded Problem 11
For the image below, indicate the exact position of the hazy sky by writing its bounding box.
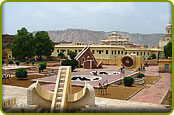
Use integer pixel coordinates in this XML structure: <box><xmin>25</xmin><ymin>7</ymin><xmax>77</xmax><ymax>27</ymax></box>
<box><xmin>2</xmin><ymin>2</ymin><xmax>172</xmax><ymax>35</ymax></box>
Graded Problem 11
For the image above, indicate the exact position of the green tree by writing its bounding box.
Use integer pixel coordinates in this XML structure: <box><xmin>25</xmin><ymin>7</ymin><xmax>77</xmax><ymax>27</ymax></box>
<box><xmin>34</xmin><ymin>31</ymin><xmax>55</xmax><ymax>60</ymax></box>
<box><xmin>10</xmin><ymin>27</ymin><xmax>36</xmax><ymax>60</ymax></box>
<box><xmin>148</xmin><ymin>54</ymin><xmax>156</xmax><ymax>60</ymax></box>
<box><xmin>164</xmin><ymin>42</ymin><xmax>172</xmax><ymax>58</ymax></box>
<box><xmin>67</xmin><ymin>51</ymin><xmax>77</xmax><ymax>59</ymax></box>
<box><xmin>58</xmin><ymin>52</ymin><xmax>65</xmax><ymax>59</ymax></box>
<box><xmin>61</xmin><ymin>59</ymin><xmax>78</xmax><ymax>71</ymax></box>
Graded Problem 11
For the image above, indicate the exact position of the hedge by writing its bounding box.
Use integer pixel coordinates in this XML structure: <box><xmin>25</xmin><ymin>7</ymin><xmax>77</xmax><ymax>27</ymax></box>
<box><xmin>26</xmin><ymin>60</ymin><xmax>30</xmax><ymax>65</ymax></box>
<box><xmin>15</xmin><ymin>60</ymin><xmax>20</xmax><ymax>66</ymax></box>
<box><xmin>123</xmin><ymin>76</ymin><xmax>134</xmax><ymax>87</ymax></box>
<box><xmin>32</xmin><ymin>61</ymin><xmax>35</xmax><ymax>65</ymax></box>
<box><xmin>137</xmin><ymin>73</ymin><xmax>145</xmax><ymax>78</ymax></box>
<box><xmin>39</xmin><ymin>62</ymin><xmax>47</xmax><ymax>71</ymax></box>
<box><xmin>8</xmin><ymin>60</ymin><xmax>14</xmax><ymax>65</ymax></box>
<box><xmin>15</xmin><ymin>68</ymin><xmax>28</xmax><ymax>79</ymax></box>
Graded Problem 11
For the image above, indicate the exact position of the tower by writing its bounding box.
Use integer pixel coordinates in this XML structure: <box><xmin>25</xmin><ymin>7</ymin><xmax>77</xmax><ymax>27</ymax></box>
<box><xmin>159</xmin><ymin>22</ymin><xmax>172</xmax><ymax>48</ymax></box>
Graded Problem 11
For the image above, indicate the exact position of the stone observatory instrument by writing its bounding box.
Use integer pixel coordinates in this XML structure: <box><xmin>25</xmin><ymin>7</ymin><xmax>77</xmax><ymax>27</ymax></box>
<box><xmin>121</xmin><ymin>56</ymin><xmax>134</xmax><ymax>68</ymax></box>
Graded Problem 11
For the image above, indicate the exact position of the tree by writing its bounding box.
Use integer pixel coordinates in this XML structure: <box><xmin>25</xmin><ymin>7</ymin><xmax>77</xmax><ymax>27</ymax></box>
<box><xmin>67</xmin><ymin>51</ymin><xmax>77</xmax><ymax>59</ymax></box>
<box><xmin>151</xmin><ymin>53</ymin><xmax>156</xmax><ymax>59</ymax></box>
<box><xmin>58</xmin><ymin>52</ymin><xmax>65</xmax><ymax>59</ymax></box>
<box><xmin>34</xmin><ymin>31</ymin><xmax>55</xmax><ymax>60</ymax></box>
<box><xmin>164</xmin><ymin>42</ymin><xmax>172</xmax><ymax>58</ymax></box>
<box><xmin>61</xmin><ymin>59</ymin><xmax>78</xmax><ymax>71</ymax></box>
<box><xmin>10</xmin><ymin>27</ymin><xmax>36</xmax><ymax>60</ymax></box>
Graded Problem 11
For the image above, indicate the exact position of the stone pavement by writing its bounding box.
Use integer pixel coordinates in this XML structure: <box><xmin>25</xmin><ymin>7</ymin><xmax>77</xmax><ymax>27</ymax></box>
<box><xmin>2</xmin><ymin>85</ymin><xmax>27</xmax><ymax>106</ymax></box>
<box><xmin>92</xmin><ymin>97</ymin><xmax>171</xmax><ymax>113</ymax></box>
<box><xmin>31</xmin><ymin>65</ymin><xmax>133</xmax><ymax>88</ymax></box>
<box><xmin>129</xmin><ymin>66</ymin><xmax>172</xmax><ymax>104</ymax></box>
<box><xmin>2</xmin><ymin>85</ymin><xmax>171</xmax><ymax>113</ymax></box>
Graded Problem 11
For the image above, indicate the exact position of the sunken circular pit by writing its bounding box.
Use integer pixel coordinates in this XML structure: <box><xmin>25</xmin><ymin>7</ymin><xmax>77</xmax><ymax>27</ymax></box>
<box><xmin>71</xmin><ymin>75</ymin><xmax>102</xmax><ymax>82</ymax></box>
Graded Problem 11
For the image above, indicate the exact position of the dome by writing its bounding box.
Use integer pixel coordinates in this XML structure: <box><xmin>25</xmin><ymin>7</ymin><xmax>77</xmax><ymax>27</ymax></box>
<box><xmin>111</xmin><ymin>32</ymin><xmax>117</xmax><ymax>35</ymax></box>
<box><xmin>166</xmin><ymin>22</ymin><xmax>172</xmax><ymax>28</ymax></box>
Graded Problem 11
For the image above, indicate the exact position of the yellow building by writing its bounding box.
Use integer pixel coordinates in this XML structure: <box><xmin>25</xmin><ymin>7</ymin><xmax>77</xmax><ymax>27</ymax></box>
<box><xmin>52</xmin><ymin>44</ymin><xmax>163</xmax><ymax>65</ymax></box>
<box><xmin>101</xmin><ymin>32</ymin><xmax>133</xmax><ymax>46</ymax></box>
<box><xmin>159</xmin><ymin>59</ymin><xmax>172</xmax><ymax>73</ymax></box>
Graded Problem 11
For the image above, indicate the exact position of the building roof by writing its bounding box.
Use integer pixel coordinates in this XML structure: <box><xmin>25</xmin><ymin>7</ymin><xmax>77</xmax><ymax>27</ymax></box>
<box><xmin>54</xmin><ymin>44</ymin><xmax>163</xmax><ymax>51</ymax></box>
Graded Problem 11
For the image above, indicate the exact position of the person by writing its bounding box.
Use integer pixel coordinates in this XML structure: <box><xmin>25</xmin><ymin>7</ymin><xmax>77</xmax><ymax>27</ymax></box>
<box><xmin>38</xmin><ymin>65</ymin><xmax>41</xmax><ymax>73</ymax></box>
<box><xmin>122</xmin><ymin>68</ymin><xmax>125</xmax><ymax>76</ymax></box>
<box><xmin>120</xmin><ymin>67</ymin><xmax>123</xmax><ymax>73</ymax></box>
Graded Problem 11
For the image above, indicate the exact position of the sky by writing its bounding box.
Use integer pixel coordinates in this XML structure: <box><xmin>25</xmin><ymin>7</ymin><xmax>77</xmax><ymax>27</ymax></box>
<box><xmin>2</xmin><ymin>2</ymin><xmax>172</xmax><ymax>35</ymax></box>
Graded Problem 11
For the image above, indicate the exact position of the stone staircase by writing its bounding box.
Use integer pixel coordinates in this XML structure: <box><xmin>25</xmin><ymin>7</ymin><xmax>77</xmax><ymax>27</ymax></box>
<box><xmin>50</xmin><ymin>66</ymin><xmax>71</xmax><ymax>113</ymax></box>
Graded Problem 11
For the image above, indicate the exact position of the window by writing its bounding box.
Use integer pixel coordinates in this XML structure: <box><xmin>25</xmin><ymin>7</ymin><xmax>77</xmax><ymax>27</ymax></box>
<box><xmin>102</xmin><ymin>50</ymin><xmax>104</xmax><ymax>53</ymax></box>
<box><xmin>137</xmin><ymin>52</ymin><xmax>139</xmax><ymax>55</ymax></box>
<box><xmin>125</xmin><ymin>52</ymin><xmax>127</xmax><ymax>55</ymax></box>
<box><xmin>106</xmin><ymin>50</ymin><xmax>108</xmax><ymax>54</ymax></box>
<box><xmin>92</xmin><ymin>50</ymin><xmax>95</xmax><ymax>54</ymax></box>
<box><xmin>112</xmin><ymin>50</ymin><xmax>113</xmax><ymax>54</ymax></box>
<box><xmin>99</xmin><ymin>50</ymin><xmax>101</xmax><ymax>54</ymax></box>
<box><xmin>140</xmin><ymin>52</ymin><xmax>142</xmax><ymax>55</ymax></box>
<box><xmin>121</xmin><ymin>51</ymin><xmax>123</xmax><ymax>54</ymax></box>
<box><xmin>115</xmin><ymin>51</ymin><xmax>116</xmax><ymax>54</ymax></box>
<box><xmin>118</xmin><ymin>51</ymin><xmax>120</xmax><ymax>54</ymax></box>
<box><xmin>67</xmin><ymin>50</ymin><xmax>69</xmax><ymax>53</ymax></box>
<box><xmin>148</xmin><ymin>52</ymin><xmax>150</xmax><ymax>55</ymax></box>
<box><xmin>75</xmin><ymin>50</ymin><xmax>77</xmax><ymax>53</ymax></box>
<box><xmin>168</xmin><ymin>30</ymin><xmax>169</xmax><ymax>33</ymax></box>
<box><xmin>61</xmin><ymin>50</ymin><xmax>66</xmax><ymax>52</ymax></box>
<box><xmin>144</xmin><ymin>52</ymin><xmax>146</xmax><ymax>55</ymax></box>
<box><xmin>57</xmin><ymin>50</ymin><xmax>59</xmax><ymax>53</ymax></box>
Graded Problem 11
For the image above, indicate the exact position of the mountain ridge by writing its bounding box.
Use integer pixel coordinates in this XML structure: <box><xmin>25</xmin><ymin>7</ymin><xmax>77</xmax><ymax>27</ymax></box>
<box><xmin>33</xmin><ymin>29</ymin><xmax>163</xmax><ymax>46</ymax></box>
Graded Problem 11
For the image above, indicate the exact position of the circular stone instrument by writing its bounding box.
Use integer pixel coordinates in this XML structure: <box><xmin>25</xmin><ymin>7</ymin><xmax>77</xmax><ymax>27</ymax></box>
<box><xmin>121</xmin><ymin>56</ymin><xmax>134</xmax><ymax>68</ymax></box>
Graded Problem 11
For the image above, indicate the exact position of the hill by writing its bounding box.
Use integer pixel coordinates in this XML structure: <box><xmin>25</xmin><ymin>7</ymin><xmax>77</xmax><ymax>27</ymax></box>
<box><xmin>34</xmin><ymin>29</ymin><xmax>163</xmax><ymax>46</ymax></box>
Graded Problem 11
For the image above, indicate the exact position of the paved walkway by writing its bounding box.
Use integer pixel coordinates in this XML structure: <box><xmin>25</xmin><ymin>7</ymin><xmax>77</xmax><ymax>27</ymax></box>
<box><xmin>2</xmin><ymin>85</ymin><xmax>171</xmax><ymax>113</ymax></box>
<box><xmin>129</xmin><ymin>66</ymin><xmax>172</xmax><ymax>104</ymax></box>
<box><xmin>92</xmin><ymin>97</ymin><xmax>171</xmax><ymax>113</ymax></box>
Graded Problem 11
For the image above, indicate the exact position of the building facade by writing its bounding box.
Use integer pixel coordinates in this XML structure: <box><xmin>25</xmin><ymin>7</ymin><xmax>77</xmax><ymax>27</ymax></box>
<box><xmin>52</xmin><ymin>44</ymin><xmax>163</xmax><ymax>64</ymax></box>
<box><xmin>2</xmin><ymin>34</ymin><xmax>14</xmax><ymax>59</ymax></box>
<box><xmin>159</xmin><ymin>22</ymin><xmax>172</xmax><ymax>48</ymax></box>
<box><xmin>101</xmin><ymin>32</ymin><xmax>133</xmax><ymax>46</ymax></box>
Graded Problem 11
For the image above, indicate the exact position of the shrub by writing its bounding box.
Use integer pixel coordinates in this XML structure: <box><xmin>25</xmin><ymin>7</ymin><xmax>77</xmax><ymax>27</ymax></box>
<box><xmin>58</xmin><ymin>52</ymin><xmax>65</xmax><ymax>59</ymax></box>
<box><xmin>123</xmin><ymin>76</ymin><xmax>134</xmax><ymax>87</ymax></box>
<box><xmin>151</xmin><ymin>54</ymin><xmax>156</xmax><ymax>59</ymax></box>
<box><xmin>39</xmin><ymin>62</ymin><xmax>47</xmax><ymax>71</ymax></box>
<box><xmin>26</xmin><ymin>60</ymin><xmax>30</xmax><ymax>65</ymax></box>
<box><xmin>61</xmin><ymin>59</ymin><xmax>78</xmax><ymax>71</ymax></box>
<box><xmin>15</xmin><ymin>60</ymin><xmax>20</xmax><ymax>66</ymax></box>
<box><xmin>32</xmin><ymin>61</ymin><xmax>35</xmax><ymax>65</ymax></box>
<box><xmin>2</xmin><ymin>59</ymin><xmax>5</xmax><ymax>65</ymax></box>
<box><xmin>8</xmin><ymin>60</ymin><xmax>14</xmax><ymax>65</ymax></box>
<box><xmin>15</xmin><ymin>68</ymin><xmax>28</xmax><ymax>79</ymax></box>
<box><xmin>137</xmin><ymin>73</ymin><xmax>145</xmax><ymax>78</ymax></box>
